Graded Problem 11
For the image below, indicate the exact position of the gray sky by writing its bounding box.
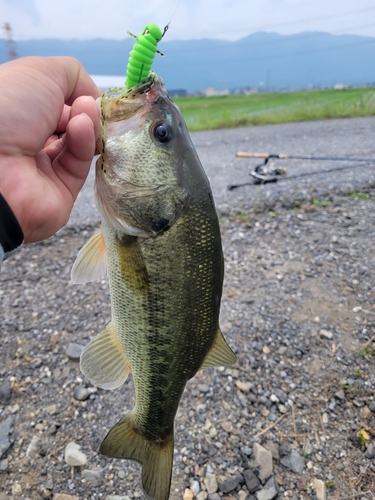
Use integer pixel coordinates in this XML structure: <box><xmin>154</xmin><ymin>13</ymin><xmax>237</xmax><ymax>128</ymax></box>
<box><xmin>1</xmin><ymin>0</ymin><xmax>375</xmax><ymax>41</ymax></box>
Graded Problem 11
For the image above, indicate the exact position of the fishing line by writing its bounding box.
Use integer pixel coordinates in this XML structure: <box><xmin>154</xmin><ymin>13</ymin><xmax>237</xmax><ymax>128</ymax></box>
<box><xmin>167</xmin><ymin>0</ymin><xmax>183</xmax><ymax>26</ymax></box>
<box><xmin>162</xmin><ymin>0</ymin><xmax>183</xmax><ymax>36</ymax></box>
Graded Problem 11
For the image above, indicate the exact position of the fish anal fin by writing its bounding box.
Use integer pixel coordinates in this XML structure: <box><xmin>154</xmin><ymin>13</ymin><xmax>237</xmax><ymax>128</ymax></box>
<box><xmin>200</xmin><ymin>328</ymin><xmax>237</xmax><ymax>370</ymax></box>
<box><xmin>80</xmin><ymin>322</ymin><xmax>131</xmax><ymax>390</ymax></box>
<box><xmin>100</xmin><ymin>413</ymin><xmax>173</xmax><ymax>500</ymax></box>
<box><xmin>71</xmin><ymin>230</ymin><xmax>107</xmax><ymax>284</ymax></box>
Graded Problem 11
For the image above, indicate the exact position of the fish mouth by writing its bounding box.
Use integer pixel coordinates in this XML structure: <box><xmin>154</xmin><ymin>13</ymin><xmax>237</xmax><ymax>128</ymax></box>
<box><xmin>127</xmin><ymin>72</ymin><xmax>158</xmax><ymax>96</ymax></box>
<box><xmin>101</xmin><ymin>73</ymin><xmax>166</xmax><ymax>126</ymax></box>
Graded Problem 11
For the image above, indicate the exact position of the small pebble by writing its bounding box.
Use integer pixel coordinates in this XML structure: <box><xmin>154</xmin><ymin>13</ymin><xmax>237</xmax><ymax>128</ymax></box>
<box><xmin>365</xmin><ymin>443</ymin><xmax>374</xmax><ymax>459</ymax></box>
<box><xmin>253</xmin><ymin>442</ymin><xmax>273</xmax><ymax>481</ymax></box>
<box><xmin>53</xmin><ymin>495</ymin><xmax>79</xmax><ymax>500</ymax></box>
<box><xmin>335</xmin><ymin>390</ymin><xmax>346</xmax><ymax>401</ymax></box>
<box><xmin>82</xmin><ymin>468</ymin><xmax>105</xmax><ymax>486</ymax></box>
<box><xmin>190</xmin><ymin>480</ymin><xmax>200</xmax><ymax>496</ymax></box>
<box><xmin>46</xmin><ymin>404</ymin><xmax>59</xmax><ymax>415</ymax></box>
<box><xmin>312</xmin><ymin>478</ymin><xmax>326</xmax><ymax>500</ymax></box>
<box><xmin>320</xmin><ymin>329</ymin><xmax>333</xmax><ymax>340</ymax></box>
<box><xmin>235</xmin><ymin>381</ymin><xmax>249</xmax><ymax>393</ymax></box>
<box><xmin>255</xmin><ymin>476</ymin><xmax>279</xmax><ymax>500</ymax></box>
<box><xmin>9</xmin><ymin>404</ymin><xmax>19</xmax><ymax>414</ymax></box>
<box><xmin>0</xmin><ymin>459</ymin><xmax>9</xmax><ymax>471</ymax></box>
<box><xmin>105</xmin><ymin>496</ymin><xmax>131</xmax><ymax>500</ymax></box>
<box><xmin>64</xmin><ymin>441</ymin><xmax>88</xmax><ymax>466</ymax></box>
<box><xmin>243</xmin><ymin>469</ymin><xmax>260</xmax><ymax>493</ymax></box>
<box><xmin>65</xmin><ymin>343</ymin><xmax>84</xmax><ymax>360</ymax></box>
<box><xmin>183</xmin><ymin>489</ymin><xmax>194</xmax><ymax>500</ymax></box>
<box><xmin>0</xmin><ymin>382</ymin><xmax>11</xmax><ymax>405</ymax></box>
<box><xmin>26</xmin><ymin>435</ymin><xmax>40</xmax><ymax>457</ymax></box>
<box><xmin>73</xmin><ymin>385</ymin><xmax>90</xmax><ymax>401</ymax></box>
<box><xmin>197</xmin><ymin>492</ymin><xmax>208</xmax><ymax>500</ymax></box>
<box><xmin>280</xmin><ymin>450</ymin><xmax>305</xmax><ymax>473</ymax></box>
<box><xmin>45</xmin><ymin>476</ymin><xmax>54</xmax><ymax>490</ymax></box>
<box><xmin>11</xmin><ymin>483</ymin><xmax>22</xmax><ymax>497</ymax></box>
<box><xmin>198</xmin><ymin>384</ymin><xmax>210</xmax><ymax>393</ymax></box>
<box><xmin>0</xmin><ymin>416</ymin><xmax>14</xmax><ymax>457</ymax></box>
<box><xmin>218</xmin><ymin>472</ymin><xmax>243</xmax><ymax>493</ymax></box>
<box><xmin>204</xmin><ymin>473</ymin><xmax>218</xmax><ymax>494</ymax></box>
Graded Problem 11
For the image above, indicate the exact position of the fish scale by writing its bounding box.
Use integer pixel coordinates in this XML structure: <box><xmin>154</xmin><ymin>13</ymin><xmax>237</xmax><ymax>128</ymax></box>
<box><xmin>101</xmin><ymin>212</ymin><xmax>220</xmax><ymax>444</ymax></box>
<box><xmin>71</xmin><ymin>75</ymin><xmax>236</xmax><ymax>500</ymax></box>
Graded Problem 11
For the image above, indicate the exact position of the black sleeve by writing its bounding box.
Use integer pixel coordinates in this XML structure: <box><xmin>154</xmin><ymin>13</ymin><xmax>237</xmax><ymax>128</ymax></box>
<box><xmin>0</xmin><ymin>192</ymin><xmax>24</xmax><ymax>263</ymax></box>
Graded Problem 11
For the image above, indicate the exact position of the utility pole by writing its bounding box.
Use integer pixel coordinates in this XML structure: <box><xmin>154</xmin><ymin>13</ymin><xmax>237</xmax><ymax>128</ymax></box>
<box><xmin>3</xmin><ymin>23</ymin><xmax>17</xmax><ymax>60</ymax></box>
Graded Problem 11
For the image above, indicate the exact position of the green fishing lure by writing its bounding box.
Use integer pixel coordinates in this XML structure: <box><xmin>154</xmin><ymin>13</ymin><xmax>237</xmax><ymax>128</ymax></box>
<box><xmin>125</xmin><ymin>23</ymin><xmax>166</xmax><ymax>88</ymax></box>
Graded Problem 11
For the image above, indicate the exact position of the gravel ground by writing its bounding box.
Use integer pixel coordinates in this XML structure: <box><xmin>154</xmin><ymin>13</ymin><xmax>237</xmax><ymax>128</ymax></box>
<box><xmin>1</xmin><ymin>117</ymin><xmax>375</xmax><ymax>500</ymax></box>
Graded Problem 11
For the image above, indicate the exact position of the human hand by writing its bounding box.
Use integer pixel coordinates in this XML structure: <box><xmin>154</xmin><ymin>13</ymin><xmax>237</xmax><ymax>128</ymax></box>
<box><xmin>0</xmin><ymin>56</ymin><xmax>102</xmax><ymax>244</ymax></box>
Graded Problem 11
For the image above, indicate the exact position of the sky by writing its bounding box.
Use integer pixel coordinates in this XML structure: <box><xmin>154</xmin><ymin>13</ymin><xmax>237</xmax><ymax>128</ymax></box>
<box><xmin>1</xmin><ymin>0</ymin><xmax>375</xmax><ymax>41</ymax></box>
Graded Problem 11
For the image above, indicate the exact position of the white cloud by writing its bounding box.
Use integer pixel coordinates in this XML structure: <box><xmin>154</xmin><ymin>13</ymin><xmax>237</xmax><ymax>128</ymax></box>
<box><xmin>0</xmin><ymin>0</ymin><xmax>374</xmax><ymax>41</ymax></box>
<box><xmin>3</xmin><ymin>0</ymin><xmax>41</xmax><ymax>23</ymax></box>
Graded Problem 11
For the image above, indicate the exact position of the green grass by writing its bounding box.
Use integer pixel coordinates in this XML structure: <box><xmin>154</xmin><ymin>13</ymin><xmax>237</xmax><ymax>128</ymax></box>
<box><xmin>356</xmin><ymin>345</ymin><xmax>375</xmax><ymax>359</ymax></box>
<box><xmin>174</xmin><ymin>87</ymin><xmax>375</xmax><ymax>131</ymax></box>
<box><xmin>351</xmin><ymin>191</ymin><xmax>370</xmax><ymax>200</ymax></box>
<box><xmin>313</xmin><ymin>199</ymin><xmax>330</xmax><ymax>208</ymax></box>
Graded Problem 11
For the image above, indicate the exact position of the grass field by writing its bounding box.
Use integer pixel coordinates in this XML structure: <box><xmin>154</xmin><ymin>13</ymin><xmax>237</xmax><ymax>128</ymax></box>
<box><xmin>174</xmin><ymin>87</ymin><xmax>375</xmax><ymax>131</ymax></box>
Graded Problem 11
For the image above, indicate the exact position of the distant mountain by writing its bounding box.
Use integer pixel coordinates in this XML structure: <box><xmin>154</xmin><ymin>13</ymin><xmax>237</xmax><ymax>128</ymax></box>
<box><xmin>1</xmin><ymin>31</ymin><xmax>374</xmax><ymax>92</ymax></box>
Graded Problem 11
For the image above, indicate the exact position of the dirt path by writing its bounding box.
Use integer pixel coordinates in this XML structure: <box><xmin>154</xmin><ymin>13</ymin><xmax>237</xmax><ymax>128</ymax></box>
<box><xmin>1</xmin><ymin>118</ymin><xmax>375</xmax><ymax>500</ymax></box>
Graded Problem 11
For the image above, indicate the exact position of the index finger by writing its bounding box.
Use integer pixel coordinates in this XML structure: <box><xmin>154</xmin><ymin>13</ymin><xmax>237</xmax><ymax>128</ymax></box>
<box><xmin>0</xmin><ymin>56</ymin><xmax>101</xmax><ymax>156</ymax></box>
<box><xmin>16</xmin><ymin>56</ymin><xmax>101</xmax><ymax>104</ymax></box>
<box><xmin>50</xmin><ymin>56</ymin><xmax>102</xmax><ymax>105</ymax></box>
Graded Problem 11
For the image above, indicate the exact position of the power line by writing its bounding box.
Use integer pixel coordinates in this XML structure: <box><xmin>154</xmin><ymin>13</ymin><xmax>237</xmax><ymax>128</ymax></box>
<box><xmin>183</xmin><ymin>5</ymin><xmax>375</xmax><ymax>40</ymax></box>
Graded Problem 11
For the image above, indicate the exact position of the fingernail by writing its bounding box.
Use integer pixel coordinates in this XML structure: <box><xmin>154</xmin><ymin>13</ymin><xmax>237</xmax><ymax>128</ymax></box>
<box><xmin>80</xmin><ymin>112</ymin><xmax>94</xmax><ymax>127</ymax></box>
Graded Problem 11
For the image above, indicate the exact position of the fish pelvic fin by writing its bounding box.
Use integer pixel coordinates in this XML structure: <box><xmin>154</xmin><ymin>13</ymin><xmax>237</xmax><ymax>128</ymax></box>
<box><xmin>80</xmin><ymin>322</ymin><xmax>131</xmax><ymax>390</ymax></box>
<box><xmin>200</xmin><ymin>328</ymin><xmax>237</xmax><ymax>369</ymax></box>
<box><xmin>100</xmin><ymin>413</ymin><xmax>174</xmax><ymax>500</ymax></box>
<box><xmin>71</xmin><ymin>230</ymin><xmax>107</xmax><ymax>284</ymax></box>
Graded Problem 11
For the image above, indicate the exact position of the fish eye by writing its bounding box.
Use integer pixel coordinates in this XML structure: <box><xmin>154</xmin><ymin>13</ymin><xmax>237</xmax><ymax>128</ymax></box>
<box><xmin>153</xmin><ymin>123</ymin><xmax>174</xmax><ymax>144</ymax></box>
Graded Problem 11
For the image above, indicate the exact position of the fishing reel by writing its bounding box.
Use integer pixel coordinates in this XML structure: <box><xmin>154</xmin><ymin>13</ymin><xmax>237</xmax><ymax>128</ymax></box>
<box><xmin>250</xmin><ymin>155</ymin><xmax>287</xmax><ymax>184</ymax></box>
<box><xmin>228</xmin><ymin>154</ymin><xmax>287</xmax><ymax>190</ymax></box>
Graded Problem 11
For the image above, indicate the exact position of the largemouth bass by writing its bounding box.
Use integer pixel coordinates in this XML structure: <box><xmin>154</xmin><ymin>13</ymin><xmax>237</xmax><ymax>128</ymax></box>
<box><xmin>71</xmin><ymin>74</ymin><xmax>236</xmax><ymax>500</ymax></box>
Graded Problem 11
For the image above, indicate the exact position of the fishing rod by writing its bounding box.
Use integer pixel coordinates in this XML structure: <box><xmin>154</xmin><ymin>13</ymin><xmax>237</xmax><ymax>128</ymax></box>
<box><xmin>228</xmin><ymin>152</ymin><xmax>375</xmax><ymax>190</ymax></box>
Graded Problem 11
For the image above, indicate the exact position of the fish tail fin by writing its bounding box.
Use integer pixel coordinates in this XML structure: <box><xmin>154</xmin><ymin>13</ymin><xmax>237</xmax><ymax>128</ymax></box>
<box><xmin>100</xmin><ymin>413</ymin><xmax>174</xmax><ymax>500</ymax></box>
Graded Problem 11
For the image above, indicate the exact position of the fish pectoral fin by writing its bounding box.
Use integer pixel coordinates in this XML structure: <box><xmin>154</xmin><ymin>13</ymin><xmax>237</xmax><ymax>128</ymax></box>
<box><xmin>200</xmin><ymin>328</ymin><xmax>237</xmax><ymax>369</ymax></box>
<box><xmin>80</xmin><ymin>322</ymin><xmax>131</xmax><ymax>390</ymax></box>
<box><xmin>71</xmin><ymin>230</ymin><xmax>107</xmax><ymax>284</ymax></box>
<box><xmin>100</xmin><ymin>413</ymin><xmax>174</xmax><ymax>500</ymax></box>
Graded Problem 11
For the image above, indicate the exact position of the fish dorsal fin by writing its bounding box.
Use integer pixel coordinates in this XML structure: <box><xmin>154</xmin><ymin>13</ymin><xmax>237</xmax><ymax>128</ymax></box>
<box><xmin>80</xmin><ymin>322</ymin><xmax>131</xmax><ymax>390</ymax></box>
<box><xmin>200</xmin><ymin>328</ymin><xmax>237</xmax><ymax>369</ymax></box>
<box><xmin>71</xmin><ymin>230</ymin><xmax>107</xmax><ymax>284</ymax></box>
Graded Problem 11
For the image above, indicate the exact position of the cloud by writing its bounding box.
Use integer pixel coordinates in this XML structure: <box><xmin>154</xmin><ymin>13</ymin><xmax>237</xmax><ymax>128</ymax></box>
<box><xmin>0</xmin><ymin>0</ymin><xmax>374</xmax><ymax>41</ymax></box>
<box><xmin>2</xmin><ymin>0</ymin><xmax>42</xmax><ymax>25</ymax></box>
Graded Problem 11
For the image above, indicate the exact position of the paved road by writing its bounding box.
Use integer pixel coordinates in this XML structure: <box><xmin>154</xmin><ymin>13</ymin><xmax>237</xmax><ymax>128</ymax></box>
<box><xmin>68</xmin><ymin>116</ymin><xmax>375</xmax><ymax>227</ymax></box>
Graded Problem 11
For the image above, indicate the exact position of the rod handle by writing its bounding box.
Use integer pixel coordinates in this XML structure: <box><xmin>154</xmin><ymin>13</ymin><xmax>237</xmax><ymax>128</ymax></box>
<box><xmin>236</xmin><ymin>152</ymin><xmax>287</xmax><ymax>159</ymax></box>
<box><xmin>236</xmin><ymin>152</ymin><xmax>269</xmax><ymax>158</ymax></box>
